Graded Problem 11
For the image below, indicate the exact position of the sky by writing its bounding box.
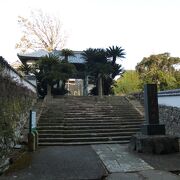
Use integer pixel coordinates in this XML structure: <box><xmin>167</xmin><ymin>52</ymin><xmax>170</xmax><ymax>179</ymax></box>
<box><xmin>0</xmin><ymin>0</ymin><xmax>180</xmax><ymax>70</ymax></box>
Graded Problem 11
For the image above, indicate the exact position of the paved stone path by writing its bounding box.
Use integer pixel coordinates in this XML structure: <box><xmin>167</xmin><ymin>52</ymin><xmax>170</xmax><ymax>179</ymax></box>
<box><xmin>106</xmin><ymin>170</ymin><xmax>180</xmax><ymax>180</ymax></box>
<box><xmin>1</xmin><ymin>144</ymin><xmax>180</xmax><ymax>180</ymax></box>
<box><xmin>92</xmin><ymin>144</ymin><xmax>153</xmax><ymax>173</ymax></box>
<box><xmin>1</xmin><ymin>146</ymin><xmax>107</xmax><ymax>180</ymax></box>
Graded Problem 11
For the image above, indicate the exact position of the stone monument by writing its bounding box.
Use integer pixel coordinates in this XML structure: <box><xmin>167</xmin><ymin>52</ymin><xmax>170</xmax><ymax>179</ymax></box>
<box><xmin>141</xmin><ymin>84</ymin><xmax>165</xmax><ymax>135</ymax></box>
<box><xmin>129</xmin><ymin>84</ymin><xmax>179</xmax><ymax>154</ymax></box>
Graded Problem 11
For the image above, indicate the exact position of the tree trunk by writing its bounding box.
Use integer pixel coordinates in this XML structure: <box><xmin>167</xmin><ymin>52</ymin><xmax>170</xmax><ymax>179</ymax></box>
<box><xmin>98</xmin><ymin>74</ymin><xmax>103</xmax><ymax>97</ymax></box>
<box><xmin>112</xmin><ymin>56</ymin><xmax>116</xmax><ymax>65</ymax></box>
<box><xmin>47</xmin><ymin>84</ymin><xmax>51</xmax><ymax>96</ymax></box>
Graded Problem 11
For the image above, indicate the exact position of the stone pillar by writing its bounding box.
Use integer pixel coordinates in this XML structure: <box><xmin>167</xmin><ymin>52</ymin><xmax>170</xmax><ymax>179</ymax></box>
<box><xmin>141</xmin><ymin>84</ymin><xmax>165</xmax><ymax>135</ymax></box>
<box><xmin>83</xmin><ymin>75</ymin><xmax>88</xmax><ymax>96</ymax></box>
<box><xmin>98</xmin><ymin>74</ymin><xmax>103</xmax><ymax>97</ymax></box>
<box><xmin>142</xmin><ymin>84</ymin><xmax>165</xmax><ymax>135</ymax></box>
<box><xmin>129</xmin><ymin>84</ymin><xmax>179</xmax><ymax>154</ymax></box>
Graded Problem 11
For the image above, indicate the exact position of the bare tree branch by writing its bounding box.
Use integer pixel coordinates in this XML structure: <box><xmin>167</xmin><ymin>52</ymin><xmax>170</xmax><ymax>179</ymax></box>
<box><xmin>16</xmin><ymin>10</ymin><xmax>67</xmax><ymax>53</ymax></box>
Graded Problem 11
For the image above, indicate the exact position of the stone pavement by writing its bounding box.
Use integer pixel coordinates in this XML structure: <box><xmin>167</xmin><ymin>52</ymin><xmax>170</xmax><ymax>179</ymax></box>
<box><xmin>0</xmin><ymin>146</ymin><xmax>107</xmax><ymax>180</ymax></box>
<box><xmin>1</xmin><ymin>144</ymin><xmax>180</xmax><ymax>180</ymax></box>
<box><xmin>92</xmin><ymin>144</ymin><xmax>180</xmax><ymax>180</ymax></box>
<box><xmin>92</xmin><ymin>144</ymin><xmax>153</xmax><ymax>172</ymax></box>
<box><xmin>106</xmin><ymin>170</ymin><xmax>180</xmax><ymax>180</ymax></box>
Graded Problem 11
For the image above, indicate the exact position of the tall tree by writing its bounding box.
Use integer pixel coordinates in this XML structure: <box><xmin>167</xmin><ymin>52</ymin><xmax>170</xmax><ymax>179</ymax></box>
<box><xmin>82</xmin><ymin>47</ymin><xmax>125</xmax><ymax>95</ymax></box>
<box><xmin>114</xmin><ymin>70</ymin><xmax>141</xmax><ymax>95</ymax></box>
<box><xmin>106</xmin><ymin>45</ymin><xmax>126</xmax><ymax>66</ymax></box>
<box><xmin>61</xmin><ymin>49</ymin><xmax>74</xmax><ymax>61</ymax></box>
<box><xmin>16</xmin><ymin>10</ymin><xmax>67</xmax><ymax>53</ymax></box>
<box><xmin>82</xmin><ymin>48</ymin><xmax>110</xmax><ymax>96</ymax></box>
<box><xmin>33</xmin><ymin>54</ymin><xmax>76</xmax><ymax>96</ymax></box>
<box><xmin>136</xmin><ymin>53</ymin><xmax>180</xmax><ymax>90</ymax></box>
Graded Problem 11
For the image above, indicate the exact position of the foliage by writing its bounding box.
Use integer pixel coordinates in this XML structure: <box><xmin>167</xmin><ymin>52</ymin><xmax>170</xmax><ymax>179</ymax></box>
<box><xmin>106</xmin><ymin>45</ymin><xmax>125</xmax><ymax>65</ymax></box>
<box><xmin>136</xmin><ymin>53</ymin><xmax>180</xmax><ymax>90</ymax></box>
<box><xmin>114</xmin><ymin>70</ymin><xmax>141</xmax><ymax>95</ymax></box>
<box><xmin>0</xmin><ymin>56</ymin><xmax>10</xmax><ymax>71</ymax></box>
<box><xmin>16</xmin><ymin>10</ymin><xmax>67</xmax><ymax>53</ymax></box>
<box><xmin>17</xmin><ymin>63</ymin><xmax>32</xmax><ymax>75</ymax></box>
<box><xmin>33</xmin><ymin>54</ymin><xmax>76</xmax><ymax>96</ymax></box>
<box><xmin>61</xmin><ymin>49</ymin><xmax>74</xmax><ymax>61</ymax></box>
<box><xmin>81</xmin><ymin>46</ymin><xmax>125</xmax><ymax>95</ymax></box>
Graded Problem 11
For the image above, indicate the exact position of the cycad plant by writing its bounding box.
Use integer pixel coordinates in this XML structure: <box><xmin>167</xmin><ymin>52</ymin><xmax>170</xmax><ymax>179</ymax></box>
<box><xmin>34</xmin><ymin>53</ymin><xmax>76</xmax><ymax>96</ymax></box>
<box><xmin>82</xmin><ymin>46</ymin><xmax>125</xmax><ymax>96</ymax></box>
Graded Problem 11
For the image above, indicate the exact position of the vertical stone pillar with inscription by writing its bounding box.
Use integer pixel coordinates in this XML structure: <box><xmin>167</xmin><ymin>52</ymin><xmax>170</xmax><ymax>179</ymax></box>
<box><xmin>141</xmin><ymin>84</ymin><xmax>165</xmax><ymax>135</ymax></box>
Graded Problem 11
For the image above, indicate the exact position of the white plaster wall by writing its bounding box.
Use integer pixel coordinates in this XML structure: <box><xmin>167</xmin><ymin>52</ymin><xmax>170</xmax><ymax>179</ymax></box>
<box><xmin>158</xmin><ymin>96</ymin><xmax>180</xmax><ymax>108</ymax></box>
<box><xmin>2</xmin><ymin>67</ymin><xmax>36</xmax><ymax>93</ymax></box>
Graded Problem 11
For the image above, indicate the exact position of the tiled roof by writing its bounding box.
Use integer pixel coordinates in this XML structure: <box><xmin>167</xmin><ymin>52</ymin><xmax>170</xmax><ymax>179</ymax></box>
<box><xmin>18</xmin><ymin>49</ymin><xmax>49</xmax><ymax>57</ymax></box>
<box><xmin>18</xmin><ymin>50</ymin><xmax>85</xmax><ymax>64</ymax></box>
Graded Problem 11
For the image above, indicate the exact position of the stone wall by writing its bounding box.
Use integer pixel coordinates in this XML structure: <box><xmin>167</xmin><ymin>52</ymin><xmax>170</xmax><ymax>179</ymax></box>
<box><xmin>128</xmin><ymin>92</ymin><xmax>180</xmax><ymax>138</ymax></box>
<box><xmin>159</xmin><ymin>105</ymin><xmax>180</xmax><ymax>137</ymax></box>
<box><xmin>0</xmin><ymin>57</ymin><xmax>37</xmax><ymax>174</ymax></box>
<box><xmin>0</xmin><ymin>77</ymin><xmax>36</xmax><ymax>174</ymax></box>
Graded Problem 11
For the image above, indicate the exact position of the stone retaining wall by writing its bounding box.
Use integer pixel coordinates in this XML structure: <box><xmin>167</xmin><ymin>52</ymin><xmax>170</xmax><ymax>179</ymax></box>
<box><xmin>0</xmin><ymin>57</ymin><xmax>37</xmax><ymax>174</ymax></box>
<box><xmin>128</xmin><ymin>93</ymin><xmax>180</xmax><ymax>138</ymax></box>
<box><xmin>159</xmin><ymin>105</ymin><xmax>180</xmax><ymax>137</ymax></box>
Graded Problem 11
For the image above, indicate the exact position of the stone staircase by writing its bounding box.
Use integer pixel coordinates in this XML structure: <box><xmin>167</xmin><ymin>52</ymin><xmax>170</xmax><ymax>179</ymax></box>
<box><xmin>37</xmin><ymin>96</ymin><xmax>144</xmax><ymax>145</ymax></box>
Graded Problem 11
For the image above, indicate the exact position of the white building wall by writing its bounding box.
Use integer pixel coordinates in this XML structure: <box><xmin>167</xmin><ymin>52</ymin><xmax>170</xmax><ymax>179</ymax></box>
<box><xmin>158</xmin><ymin>96</ymin><xmax>180</xmax><ymax>108</ymax></box>
<box><xmin>2</xmin><ymin>66</ymin><xmax>36</xmax><ymax>93</ymax></box>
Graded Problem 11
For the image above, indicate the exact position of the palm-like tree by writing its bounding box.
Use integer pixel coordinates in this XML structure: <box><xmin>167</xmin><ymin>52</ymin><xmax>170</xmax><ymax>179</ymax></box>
<box><xmin>82</xmin><ymin>48</ymin><xmax>113</xmax><ymax>96</ymax></box>
<box><xmin>106</xmin><ymin>46</ymin><xmax>126</xmax><ymax>65</ymax></box>
<box><xmin>61</xmin><ymin>49</ymin><xmax>74</xmax><ymax>61</ymax></box>
<box><xmin>35</xmin><ymin>54</ymin><xmax>76</xmax><ymax>96</ymax></box>
<box><xmin>82</xmin><ymin>46</ymin><xmax>126</xmax><ymax>96</ymax></box>
<box><xmin>17</xmin><ymin>63</ymin><xmax>32</xmax><ymax>75</ymax></box>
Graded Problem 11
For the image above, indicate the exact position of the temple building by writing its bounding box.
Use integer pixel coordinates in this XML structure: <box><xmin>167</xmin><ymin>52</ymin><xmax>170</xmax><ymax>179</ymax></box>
<box><xmin>17</xmin><ymin>49</ymin><xmax>91</xmax><ymax>96</ymax></box>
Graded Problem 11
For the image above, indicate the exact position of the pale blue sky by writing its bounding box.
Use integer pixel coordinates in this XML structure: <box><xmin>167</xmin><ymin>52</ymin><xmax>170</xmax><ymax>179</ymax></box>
<box><xmin>0</xmin><ymin>0</ymin><xmax>180</xmax><ymax>69</ymax></box>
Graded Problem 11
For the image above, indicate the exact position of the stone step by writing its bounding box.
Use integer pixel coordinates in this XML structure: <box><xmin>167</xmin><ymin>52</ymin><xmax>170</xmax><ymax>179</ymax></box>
<box><xmin>63</xmin><ymin>111</ymin><xmax>141</xmax><ymax>114</ymax></box>
<box><xmin>46</xmin><ymin>104</ymin><xmax>133</xmax><ymax>107</ymax></box>
<box><xmin>47</xmin><ymin>106</ymin><xmax>135</xmax><ymax>109</ymax></box>
<box><xmin>45</xmin><ymin>108</ymin><xmax>139</xmax><ymax>112</ymax></box>
<box><xmin>40</xmin><ymin>116</ymin><xmax>143</xmax><ymax>121</ymax></box>
<box><xmin>38</xmin><ymin>136</ymin><xmax>131</xmax><ymax>143</ymax></box>
<box><xmin>37</xmin><ymin>96</ymin><xmax>143</xmax><ymax>145</ymax></box>
<box><xmin>38</xmin><ymin>131</ymin><xmax>137</xmax><ymax>138</ymax></box>
<box><xmin>61</xmin><ymin>105</ymin><xmax>130</xmax><ymax>108</ymax></box>
<box><xmin>37</xmin><ymin>128</ymin><xmax>140</xmax><ymax>134</ymax></box>
<box><xmin>38</xmin><ymin>140</ymin><xmax>129</xmax><ymax>146</ymax></box>
<box><xmin>43</xmin><ymin>110</ymin><xmax>138</xmax><ymax>115</ymax></box>
<box><xmin>38</xmin><ymin>121</ymin><xmax>143</xmax><ymax>125</ymax></box>
<box><xmin>40</xmin><ymin>114</ymin><xmax>142</xmax><ymax>118</ymax></box>
<box><xmin>63</xmin><ymin>115</ymin><xmax>142</xmax><ymax>119</ymax></box>
<box><xmin>37</xmin><ymin>124</ymin><xmax>141</xmax><ymax>130</ymax></box>
<box><xmin>38</xmin><ymin>119</ymin><xmax>144</xmax><ymax>124</ymax></box>
<box><xmin>38</xmin><ymin>121</ymin><xmax>143</xmax><ymax>127</ymax></box>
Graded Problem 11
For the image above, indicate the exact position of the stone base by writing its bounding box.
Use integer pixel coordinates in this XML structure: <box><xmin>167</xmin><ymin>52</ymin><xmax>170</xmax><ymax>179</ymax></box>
<box><xmin>129</xmin><ymin>134</ymin><xmax>179</xmax><ymax>154</ymax></box>
<box><xmin>28</xmin><ymin>132</ymin><xmax>36</xmax><ymax>152</ymax></box>
<box><xmin>141</xmin><ymin>124</ymin><xmax>165</xmax><ymax>135</ymax></box>
<box><xmin>33</xmin><ymin>130</ymin><xmax>38</xmax><ymax>149</ymax></box>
